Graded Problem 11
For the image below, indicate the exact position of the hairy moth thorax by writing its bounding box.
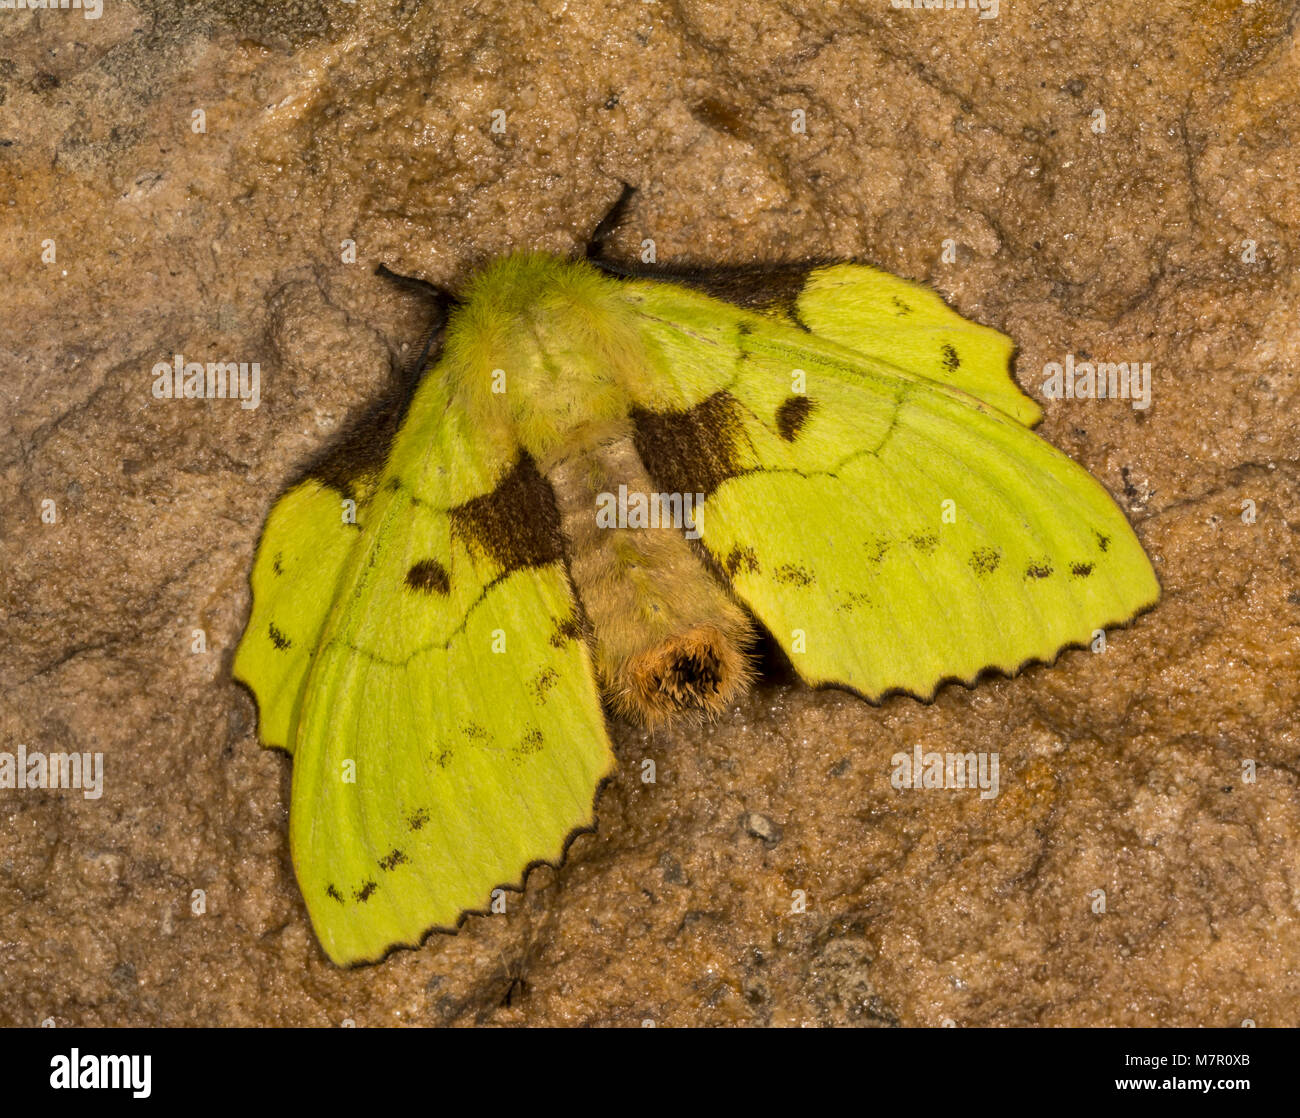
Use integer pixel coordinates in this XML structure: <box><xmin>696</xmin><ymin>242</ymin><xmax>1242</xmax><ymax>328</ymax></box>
<box><xmin>449</xmin><ymin>253</ymin><xmax>756</xmax><ymax>725</ymax></box>
<box><xmin>546</xmin><ymin>433</ymin><xmax>755</xmax><ymax>726</ymax></box>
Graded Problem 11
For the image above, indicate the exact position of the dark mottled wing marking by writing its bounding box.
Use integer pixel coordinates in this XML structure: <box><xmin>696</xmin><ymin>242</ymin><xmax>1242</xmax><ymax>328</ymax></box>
<box><xmin>969</xmin><ymin>546</ymin><xmax>1002</xmax><ymax>575</ymax></box>
<box><xmin>724</xmin><ymin>545</ymin><xmax>760</xmax><ymax>576</ymax></box>
<box><xmin>775</xmin><ymin>564</ymin><xmax>814</xmax><ymax>587</ymax></box>
<box><xmin>531</xmin><ymin>667</ymin><xmax>559</xmax><ymax>701</ymax></box>
<box><xmin>513</xmin><ymin>728</ymin><xmax>545</xmax><ymax>760</ymax></box>
<box><xmin>549</xmin><ymin>614</ymin><xmax>583</xmax><ymax>647</ymax></box>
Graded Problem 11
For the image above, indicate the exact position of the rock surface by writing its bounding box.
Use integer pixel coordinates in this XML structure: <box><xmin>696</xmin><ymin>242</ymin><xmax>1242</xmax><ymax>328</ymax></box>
<box><xmin>1</xmin><ymin>1</ymin><xmax>1297</xmax><ymax>1026</ymax></box>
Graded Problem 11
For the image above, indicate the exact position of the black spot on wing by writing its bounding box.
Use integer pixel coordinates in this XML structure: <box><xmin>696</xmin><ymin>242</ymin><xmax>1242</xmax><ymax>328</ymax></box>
<box><xmin>775</xmin><ymin>395</ymin><xmax>815</xmax><ymax>441</ymax></box>
<box><xmin>450</xmin><ymin>454</ymin><xmax>564</xmax><ymax>573</ymax></box>
<box><xmin>1070</xmin><ymin>561</ymin><xmax>1094</xmax><ymax>578</ymax></box>
<box><xmin>405</xmin><ymin>558</ymin><xmax>451</xmax><ymax>594</ymax></box>
<box><xmin>1095</xmin><ymin>531</ymin><xmax>1111</xmax><ymax>552</ymax></box>
<box><xmin>378</xmin><ymin>849</ymin><xmax>409</xmax><ymax>871</ymax></box>
<box><xmin>865</xmin><ymin>536</ymin><xmax>891</xmax><ymax>562</ymax></box>
<box><xmin>941</xmin><ymin>343</ymin><xmax>961</xmax><ymax>373</ymax></box>
<box><xmin>969</xmin><ymin>546</ymin><xmax>1002</xmax><ymax>575</ymax></box>
<box><xmin>633</xmin><ymin>390</ymin><xmax>749</xmax><ymax>498</ymax></box>
<box><xmin>1025</xmin><ymin>559</ymin><xmax>1054</xmax><ymax>579</ymax></box>
<box><xmin>272</xmin><ymin>552</ymin><xmax>283</xmax><ymax>576</ymax></box>
<box><xmin>326</xmin><ymin>884</ymin><xmax>344</xmax><ymax>903</ymax></box>
<box><xmin>355</xmin><ymin>880</ymin><xmax>378</xmax><ymax>903</ymax></box>
<box><xmin>909</xmin><ymin>532</ymin><xmax>939</xmax><ymax>554</ymax></box>
<box><xmin>891</xmin><ymin>296</ymin><xmax>912</xmax><ymax>316</ymax></box>
<box><xmin>408</xmin><ymin>808</ymin><xmax>430</xmax><ymax>831</ymax></box>
<box><xmin>268</xmin><ymin>623</ymin><xmax>292</xmax><ymax>651</ymax></box>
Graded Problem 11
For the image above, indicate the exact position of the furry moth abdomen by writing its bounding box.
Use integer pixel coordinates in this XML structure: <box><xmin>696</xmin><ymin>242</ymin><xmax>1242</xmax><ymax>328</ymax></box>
<box><xmin>547</xmin><ymin>432</ymin><xmax>753</xmax><ymax>724</ymax></box>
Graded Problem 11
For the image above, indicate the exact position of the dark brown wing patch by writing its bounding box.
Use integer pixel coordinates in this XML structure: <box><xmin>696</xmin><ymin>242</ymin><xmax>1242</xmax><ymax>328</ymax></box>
<box><xmin>632</xmin><ymin>390</ymin><xmax>749</xmax><ymax>497</ymax></box>
<box><xmin>450</xmin><ymin>454</ymin><xmax>564</xmax><ymax>573</ymax></box>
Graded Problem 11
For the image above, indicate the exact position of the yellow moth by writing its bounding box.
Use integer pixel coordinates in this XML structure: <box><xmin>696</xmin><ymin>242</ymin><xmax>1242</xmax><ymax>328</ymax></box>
<box><xmin>234</xmin><ymin>251</ymin><xmax>1158</xmax><ymax>964</ymax></box>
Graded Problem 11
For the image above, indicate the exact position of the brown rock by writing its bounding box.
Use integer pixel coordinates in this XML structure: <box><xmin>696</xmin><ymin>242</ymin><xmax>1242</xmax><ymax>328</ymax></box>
<box><xmin>1</xmin><ymin>0</ymin><xmax>1297</xmax><ymax>1027</ymax></box>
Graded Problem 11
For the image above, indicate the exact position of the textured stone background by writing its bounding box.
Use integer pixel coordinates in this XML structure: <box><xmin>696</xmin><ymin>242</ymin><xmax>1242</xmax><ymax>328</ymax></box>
<box><xmin>2</xmin><ymin>0</ymin><xmax>1297</xmax><ymax>1026</ymax></box>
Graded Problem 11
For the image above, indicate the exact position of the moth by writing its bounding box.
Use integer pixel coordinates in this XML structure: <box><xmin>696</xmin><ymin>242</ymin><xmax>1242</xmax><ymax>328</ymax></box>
<box><xmin>234</xmin><ymin>249</ymin><xmax>1159</xmax><ymax>964</ymax></box>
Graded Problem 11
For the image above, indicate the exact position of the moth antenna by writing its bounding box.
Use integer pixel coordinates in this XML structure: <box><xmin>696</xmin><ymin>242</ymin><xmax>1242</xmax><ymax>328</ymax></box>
<box><xmin>585</xmin><ymin>181</ymin><xmax>638</xmax><ymax>265</ymax></box>
<box><xmin>374</xmin><ymin>263</ymin><xmax>456</xmax><ymax>384</ymax></box>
